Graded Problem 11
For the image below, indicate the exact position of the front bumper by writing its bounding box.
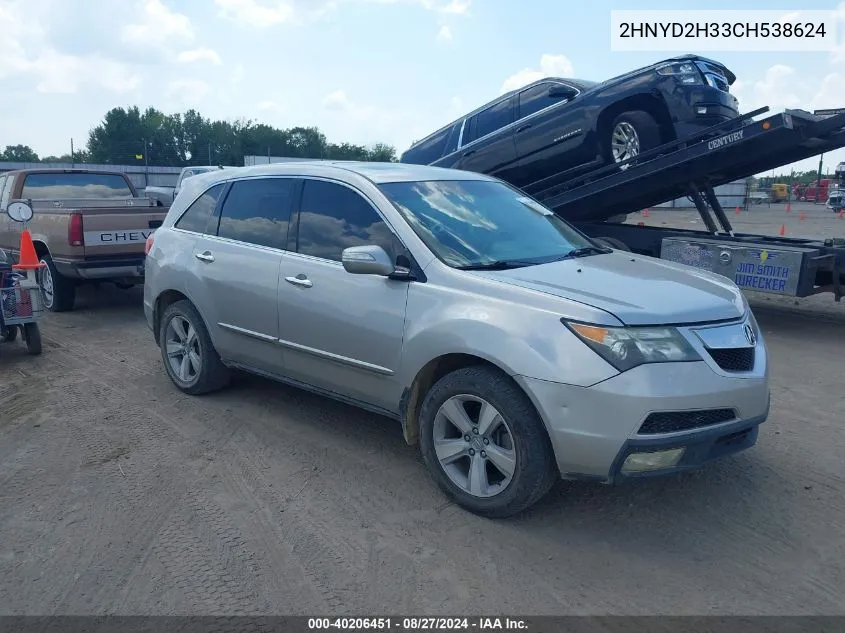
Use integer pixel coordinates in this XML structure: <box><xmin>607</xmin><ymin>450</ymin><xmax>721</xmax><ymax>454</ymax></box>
<box><xmin>665</xmin><ymin>84</ymin><xmax>740</xmax><ymax>138</ymax></box>
<box><xmin>516</xmin><ymin>360</ymin><xmax>770</xmax><ymax>483</ymax></box>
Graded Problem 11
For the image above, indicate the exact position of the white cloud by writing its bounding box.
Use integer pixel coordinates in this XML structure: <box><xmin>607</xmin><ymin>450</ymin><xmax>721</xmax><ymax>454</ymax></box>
<box><xmin>436</xmin><ymin>25</ymin><xmax>453</xmax><ymax>41</ymax></box>
<box><xmin>165</xmin><ymin>79</ymin><xmax>213</xmax><ymax>107</ymax></box>
<box><xmin>215</xmin><ymin>0</ymin><xmax>295</xmax><ymax>27</ymax></box>
<box><xmin>257</xmin><ymin>100</ymin><xmax>281</xmax><ymax>111</ymax></box>
<box><xmin>500</xmin><ymin>54</ymin><xmax>574</xmax><ymax>93</ymax></box>
<box><xmin>322</xmin><ymin>90</ymin><xmax>354</xmax><ymax>111</ymax></box>
<box><xmin>354</xmin><ymin>0</ymin><xmax>469</xmax><ymax>13</ymax></box>
<box><xmin>731</xmin><ymin>65</ymin><xmax>803</xmax><ymax>114</ymax></box>
<box><xmin>121</xmin><ymin>0</ymin><xmax>194</xmax><ymax>51</ymax></box>
<box><xmin>177</xmin><ymin>47</ymin><xmax>222</xmax><ymax>64</ymax></box>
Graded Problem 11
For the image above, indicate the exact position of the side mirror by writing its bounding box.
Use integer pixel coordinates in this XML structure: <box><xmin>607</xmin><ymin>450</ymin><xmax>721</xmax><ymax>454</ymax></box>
<box><xmin>7</xmin><ymin>201</ymin><xmax>33</xmax><ymax>223</ymax></box>
<box><xmin>342</xmin><ymin>245</ymin><xmax>395</xmax><ymax>276</ymax></box>
<box><xmin>548</xmin><ymin>85</ymin><xmax>577</xmax><ymax>100</ymax></box>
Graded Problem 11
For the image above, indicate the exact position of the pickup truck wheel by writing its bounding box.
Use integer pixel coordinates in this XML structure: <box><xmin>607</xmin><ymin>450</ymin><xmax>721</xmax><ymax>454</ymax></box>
<box><xmin>419</xmin><ymin>366</ymin><xmax>558</xmax><ymax>518</ymax></box>
<box><xmin>38</xmin><ymin>255</ymin><xmax>75</xmax><ymax>312</ymax></box>
<box><xmin>159</xmin><ymin>300</ymin><xmax>229</xmax><ymax>395</ymax></box>
<box><xmin>606</xmin><ymin>111</ymin><xmax>661</xmax><ymax>170</ymax></box>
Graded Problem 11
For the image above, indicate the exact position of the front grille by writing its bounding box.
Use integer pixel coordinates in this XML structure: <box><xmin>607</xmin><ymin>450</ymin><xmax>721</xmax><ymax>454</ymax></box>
<box><xmin>707</xmin><ymin>347</ymin><xmax>755</xmax><ymax>372</ymax></box>
<box><xmin>639</xmin><ymin>408</ymin><xmax>736</xmax><ymax>434</ymax></box>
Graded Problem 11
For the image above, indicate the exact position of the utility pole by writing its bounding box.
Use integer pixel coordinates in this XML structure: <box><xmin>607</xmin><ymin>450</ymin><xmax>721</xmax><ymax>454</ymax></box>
<box><xmin>143</xmin><ymin>138</ymin><xmax>149</xmax><ymax>188</ymax></box>
<box><xmin>70</xmin><ymin>138</ymin><xmax>75</xmax><ymax>167</ymax></box>
<box><xmin>208</xmin><ymin>142</ymin><xmax>212</xmax><ymax>164</ymax></box>
<box><xmin>817</xmin><ymin>153</ymin><xmax>824</xmax><ymax>201</ymax></box>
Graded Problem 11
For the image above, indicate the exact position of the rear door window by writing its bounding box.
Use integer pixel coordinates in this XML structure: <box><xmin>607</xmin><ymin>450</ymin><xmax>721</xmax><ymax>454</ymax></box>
<box><xmin>472</xmin><ymin>99</ymin><xmax>513</xmax><ymax>141</ymax></box>
<box><xmin>174</xmin><ymin>183</ymin><xmax>225</xmax><ymax>234</ymax></box>
<box><xmin>215</xmin><ymin>177</ymin><xmax>295</xmax><ymax>250</ymax></box>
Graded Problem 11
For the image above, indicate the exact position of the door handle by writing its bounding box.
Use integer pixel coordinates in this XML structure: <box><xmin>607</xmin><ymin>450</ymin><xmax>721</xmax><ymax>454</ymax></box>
<box><xmin>195</xmin><ymin>251</ymin><xmax>214</xmax><ymax>263</ymax></box>
<box><xmin>462</xmin><ymin>149</ymin><xmax>476</xmax><ymax>158</ymax></box>
<box><xmin>516</xmin><ymin>124</ymin><xmax>533</xmax><ymax>133</ymax></box>
<box><xmin>285</xmin><ymin>275</ymin><xmax>313</xmax><ymax>288</ymax></box>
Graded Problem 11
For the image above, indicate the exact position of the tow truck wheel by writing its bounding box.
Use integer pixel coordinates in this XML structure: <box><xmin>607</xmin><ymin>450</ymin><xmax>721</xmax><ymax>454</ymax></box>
<box><xmin>606</xmin><ymin>110</ymin><xmax>661</xmax><ymax>171</ymax></box>
<box><xmin>37</xmin><ymin>254</ymin><xmax>75</xmax><ymax>313</ymax></box>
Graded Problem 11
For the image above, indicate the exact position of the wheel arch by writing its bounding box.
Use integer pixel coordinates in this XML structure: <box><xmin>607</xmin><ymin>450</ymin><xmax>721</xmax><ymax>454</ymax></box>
<box><xmin>596</xmin><ymin>93</ymin><xmax>675</xmax><ymax>146</ymax></box>
<box><xmin>399</xmin><ymin>352</ymin><xmax>538</xmax><ymax>448</ymax></box>
<box><xmin>152</xmin><ymin>289</ymin><xmax>211</xmax><ymax>346</ymax></box>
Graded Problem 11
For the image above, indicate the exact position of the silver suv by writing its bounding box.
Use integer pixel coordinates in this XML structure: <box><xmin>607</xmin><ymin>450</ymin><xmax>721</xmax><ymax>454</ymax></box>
<box><xmin>144</xmin><ymin>161</ymin><xmax>770</xmax><ymax>517</ymax></box>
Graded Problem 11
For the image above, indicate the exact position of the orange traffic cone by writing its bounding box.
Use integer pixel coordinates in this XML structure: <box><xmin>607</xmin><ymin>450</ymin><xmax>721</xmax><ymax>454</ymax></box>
<box><xmin>839</xmin><ymin>211</ymin><xmax>844</xmax><ymax>220</ymax></box>
<box><xmin>642</xmin><ymin>208</ymin><xmax>650</xmax><ymax>217</ymax></box>
<box><xmin>735</xmin><ymin>206</ymin><xmax>741</xmax><ymax>214</ymax></box>
<box><xmin>12</xmin><ymin>229</ymin><xmax>45</xmax><ymax>270</ymax></box>
<box><xmin>785</xmin><ymin>203</ymin><xmax>792</xmax><ymax>213</ymax></box>
<box><xmin>637</xmin><ymin>221</ymin><xmax>645</xmax><ymax>226</ymax></box>
<box><xmin>799</xmin><ymin>212</ymin><xmax>806</xmax><ymax>221</ymax></box>
<box><xmin>778</xmin><ymin>224</ymin><xmax>786</xmax><ymax>236</ymax></box>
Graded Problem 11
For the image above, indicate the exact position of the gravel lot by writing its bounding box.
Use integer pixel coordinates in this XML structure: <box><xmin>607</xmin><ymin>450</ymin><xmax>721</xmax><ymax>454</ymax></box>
<box><xmin>1</xmin><ymin>206</ymin><xmax>843</xmax><ymax>616</ymax></box>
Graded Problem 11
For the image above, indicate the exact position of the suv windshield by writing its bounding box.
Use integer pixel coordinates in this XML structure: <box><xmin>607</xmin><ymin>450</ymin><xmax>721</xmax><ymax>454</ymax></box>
<box><xmin>379</xmin><ymin>180</ymin><xmax>597</xmax><ymax>268</ymax></box>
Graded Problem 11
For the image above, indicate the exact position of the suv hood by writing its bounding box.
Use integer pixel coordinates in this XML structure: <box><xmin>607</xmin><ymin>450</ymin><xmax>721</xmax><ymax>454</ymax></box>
<box><xmin>469</xmin><ymin>252</ymin><xmax>745</xmax><ymax>326</ymax></box>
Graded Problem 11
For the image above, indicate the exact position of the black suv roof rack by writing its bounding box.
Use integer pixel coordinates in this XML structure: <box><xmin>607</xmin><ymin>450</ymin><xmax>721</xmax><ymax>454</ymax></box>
<box><xmin>526</xmin><ymin>107</ymin><xmax>845</xmax><ymax>224</ymax></box>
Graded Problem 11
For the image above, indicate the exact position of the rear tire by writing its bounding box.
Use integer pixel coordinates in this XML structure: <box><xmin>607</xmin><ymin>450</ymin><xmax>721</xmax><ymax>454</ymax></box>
<box><xmin>604</xmin><ymin>110</ymin><xmax>662</xmax><ymax>170</ymax></box>
<box><xmin>159</xmin><ymin>300</ymin><xmax>230</xmax><ymax>395</ymax></box>
<box><xmin>1</xmin><ymin>325</ymin><xmax>18</xmax><ymax>342</ymax></box>
<box><xmin>419</xmin><ymin>365</ymin><xmax>558</xmax><ymax>518</ymax></box>
<box><xmin>23</xmin><ymin>323</ymin><xmax>42</xmax><ymax>355</ymax></box>
<box><xmin>38</xmin><ymin>254</ymin><xmax>75</xmax><ymax>312</ymax></box>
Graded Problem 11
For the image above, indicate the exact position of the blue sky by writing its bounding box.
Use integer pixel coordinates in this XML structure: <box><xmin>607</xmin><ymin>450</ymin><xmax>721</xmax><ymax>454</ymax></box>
<box><xmin>1</xmin><ymin>0</ymin><xmax>844</xmax><ymax>174</ymax></box>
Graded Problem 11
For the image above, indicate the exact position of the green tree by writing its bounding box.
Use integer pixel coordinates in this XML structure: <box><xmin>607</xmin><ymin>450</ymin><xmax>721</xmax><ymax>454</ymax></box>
<box><xmin>1</xmin><ymin>144</ymin><xmax>40</xmax><ymax>162</ymax></box>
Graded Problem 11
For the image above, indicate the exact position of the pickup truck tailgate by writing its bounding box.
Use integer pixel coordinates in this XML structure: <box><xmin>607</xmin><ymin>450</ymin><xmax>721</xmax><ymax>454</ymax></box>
<box><xmin>81</xmin><ymin>207</ymin><xmax>166</xmax><ymax>256</ymax></box>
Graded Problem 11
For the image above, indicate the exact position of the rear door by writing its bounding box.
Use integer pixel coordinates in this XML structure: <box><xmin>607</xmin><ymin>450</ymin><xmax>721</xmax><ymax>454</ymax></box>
<box><xmin>455</xmin><ymin>97</ymin><xmax>517</xmax><ymax>177</ymax></box>
<box><xmin>508</xmin><ymin>81</ymin><xmax>592</xmax><ymax>185</ymax></box>
<box><xmin>186</xmin><ymin>176</ymin><xmax>295</xmax><ymax>372</ymax></box>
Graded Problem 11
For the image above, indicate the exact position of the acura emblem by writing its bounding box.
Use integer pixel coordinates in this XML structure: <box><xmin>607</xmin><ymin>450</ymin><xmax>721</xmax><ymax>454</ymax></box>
<box><xmin>743</xmin><ymin>323</ymin><xmax>756</xmax><ymax>346</ymax></box>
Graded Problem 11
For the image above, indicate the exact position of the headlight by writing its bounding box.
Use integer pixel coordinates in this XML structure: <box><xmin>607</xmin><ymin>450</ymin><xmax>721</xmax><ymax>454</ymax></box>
<box><xmin>563</xmin><ymin>320</ymin><xmax>701</xmax><ymax>372</ymax></box>
<box><xmin>656</xmin><ymin>62</ymin><xmax>703</xmax><ymax>85</ymax></box>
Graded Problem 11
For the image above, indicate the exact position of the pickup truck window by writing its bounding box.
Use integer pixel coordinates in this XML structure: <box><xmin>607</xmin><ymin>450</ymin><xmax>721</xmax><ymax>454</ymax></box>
<box><xmin>518</xmin><ymin>82</ymin><xmax>559</xmax><ymax>119</ymax></box>
<box><xmin>21</xmin><ymin>172</ymin><xmax>134</xmax><ymax>199</ymax></box>
<box><xmin>470</xmin><ymin>99</ymin><xmax>513</xmax><ymax>143</ymax></box>
<box><xmin>405</xmin><ymin>127</ymin><xmax>452</xmax><ymax>165</ymax></box>
<box><xmin>175</xmin><ymin>183</ymin><xmax>225</xmax><ymax>234</ymax></box>
<box><xmin>380</xmin><ymin>179</ymin><xmax>591</xmax><ymax>268</ymax></box>
<box><xmin>216</xmin><ymin>177</ymin><xmax>294</xmax><ymax>250</ymax></box>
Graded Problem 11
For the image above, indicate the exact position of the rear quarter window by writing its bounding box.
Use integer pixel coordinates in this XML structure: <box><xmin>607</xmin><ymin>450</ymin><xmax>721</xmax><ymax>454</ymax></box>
<box><xmin>21</xmin><ymin>173</ymin><xmax>134</xmax><ymax>199</ymax></box>
<box><xmin>401</xmin><ymin>126</ymin><xmax>453</xmax><ymax>165</ymax></box>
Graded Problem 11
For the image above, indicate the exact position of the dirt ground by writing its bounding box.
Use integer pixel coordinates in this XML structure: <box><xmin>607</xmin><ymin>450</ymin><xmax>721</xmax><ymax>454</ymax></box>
<box><xmin>1</xmin><ymin>209</ymin><xmax>844</xmax><ymax>615</ymax></box>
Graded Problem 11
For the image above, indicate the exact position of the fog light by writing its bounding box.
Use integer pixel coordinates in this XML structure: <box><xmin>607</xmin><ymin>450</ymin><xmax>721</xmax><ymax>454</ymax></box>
<box><xmin>621</xmin><ymin>448</ymin><xmax>685</xmax><ymax>474</ymax></box>
<box><xmin>696</xmin><ymin>106</ymin><xmax>708</xmax><ymax>114</ymax></box>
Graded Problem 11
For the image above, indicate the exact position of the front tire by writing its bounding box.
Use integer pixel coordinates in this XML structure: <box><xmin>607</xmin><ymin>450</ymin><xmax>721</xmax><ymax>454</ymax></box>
<box><xmin>38</xmin><ymin>254</ymin><xmax>75</xmax><ymax>312</ymax></box>
<box><xmin>419</xmin><ymin>366</ymin><xmax>558</xmax><ymax>518</ymax></box>
<box><xmin>604</xmin><ymin>110</ymin><xmax>662</xmax><ymax>170</ymax></box>
<box><xmin>159</xmin><ymin>300</ymin><xmax>229</xmax><ymax>395</ymax></box>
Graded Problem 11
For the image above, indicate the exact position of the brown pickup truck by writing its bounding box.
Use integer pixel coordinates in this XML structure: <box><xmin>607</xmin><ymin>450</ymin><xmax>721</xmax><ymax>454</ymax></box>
<box><xmin>0</xmin><ymin>168</ymin><xmax>168</xmax><ymax>312</ymax></box>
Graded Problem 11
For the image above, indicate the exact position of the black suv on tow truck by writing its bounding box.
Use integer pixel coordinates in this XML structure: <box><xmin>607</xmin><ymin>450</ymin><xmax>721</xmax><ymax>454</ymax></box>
<box><xmin>400</xmin><ymin>54</ymin><xmax>738</xmax><ymax>187</ymax></box>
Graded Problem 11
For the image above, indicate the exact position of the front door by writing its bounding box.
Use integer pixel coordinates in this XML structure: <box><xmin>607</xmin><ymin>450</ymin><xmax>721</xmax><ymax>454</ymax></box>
<box><xmin>277</xmin><ymin>177</ymin><xmax>409</xmax><ymax>413</ymax></box>
<box><xmin>507</xmin><ymin>82</ymin><xmax>592</xmax><ymax>185</ymax></box>
<box><xmin>186</xmin><ymin>176</ymin><xmax>295</xmax><ymax>372</ymax></box>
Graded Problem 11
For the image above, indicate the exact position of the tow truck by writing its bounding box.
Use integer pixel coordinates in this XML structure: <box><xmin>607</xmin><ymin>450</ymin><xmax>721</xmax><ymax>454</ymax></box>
<box><xmin>516</xmin><ymin>106</ymin><xmax>845</xmax><ymax>302</ymax></box>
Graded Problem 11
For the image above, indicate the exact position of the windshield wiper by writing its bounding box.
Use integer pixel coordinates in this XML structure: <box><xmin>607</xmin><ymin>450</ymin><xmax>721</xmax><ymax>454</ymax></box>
<box><xmin>454</xmin><ymin>260</ymin><xmax>536</xmax><ymax>271</ymax></box>
<box><xmin>549</xmin><ymin>245</ymin><xmax>612</xmax><ymax>262</ymax></box>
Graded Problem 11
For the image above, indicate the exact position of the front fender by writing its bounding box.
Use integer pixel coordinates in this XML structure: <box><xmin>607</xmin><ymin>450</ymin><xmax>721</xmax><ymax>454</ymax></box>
<box><xmin>399</xmin><ymin>282</ymin><xmax>618</xmax><ymax>388</ymax></box>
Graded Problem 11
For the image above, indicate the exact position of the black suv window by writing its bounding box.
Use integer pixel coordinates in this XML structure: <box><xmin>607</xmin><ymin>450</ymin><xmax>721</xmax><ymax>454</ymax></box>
<box><xmin>216</xmin><ymin>177</ymin><xmax>294</xmax><ymax>249</ymax></box>
<box><xmin>518</xmin><ymin>82</ymin><xmax>560</xmax><ymax>119</ymax></box>
<box><xmin>402</xmin><ymin>126</ymin><xmax>451</xmax><ymax>165</ymax></box>
<box><xmin>296</xmin><ymin>179</ymin><xmax>397</xmax><ymax>262</ymax></box>
<box><xmin>174</xmin><ymin>183</ymin><xmax>225</xmax><ymax>233</ymax></box>
<box><xmin>471</xmin><ymin>99</ymin><xmax>513</xmax><ymax>142</ymax></box>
